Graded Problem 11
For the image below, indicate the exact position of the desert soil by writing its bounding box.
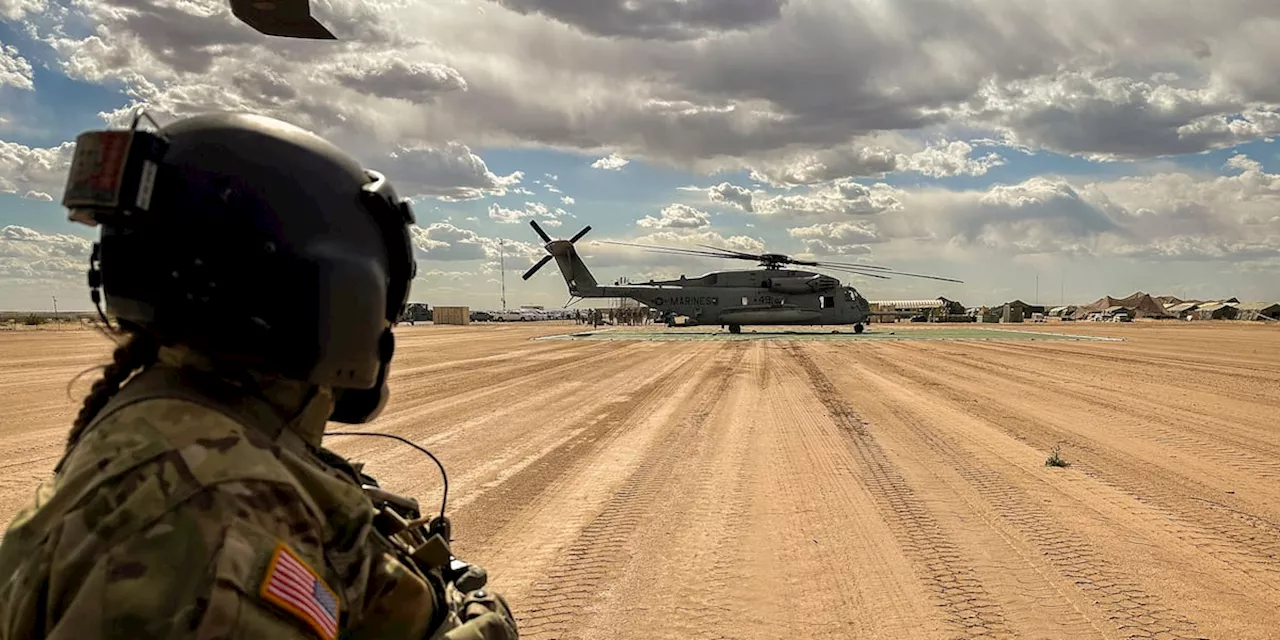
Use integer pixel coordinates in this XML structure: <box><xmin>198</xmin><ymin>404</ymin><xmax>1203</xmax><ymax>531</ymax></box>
<box><xmin>1</xmin><ymin>321</ymin><xmax>1278</xmax><ymax>639</ymax></box>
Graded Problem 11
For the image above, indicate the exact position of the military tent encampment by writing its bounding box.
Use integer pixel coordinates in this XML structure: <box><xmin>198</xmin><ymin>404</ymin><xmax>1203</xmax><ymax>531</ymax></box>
<box><xmin>1071</xmin><ymin>291</ymin><xmax>1172</xmax><ymax>319</ymax></box>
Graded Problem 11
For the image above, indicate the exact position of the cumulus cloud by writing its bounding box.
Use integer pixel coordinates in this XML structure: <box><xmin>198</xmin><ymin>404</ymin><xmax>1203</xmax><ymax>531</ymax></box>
<box><xmin>0</xmin><ymin>140</ymin><xmax>74</xmax><ymax>199</ymax></box>
<box><xmin>708</xmin><ymin>182</ymin><xmax>757</xmax><ymax>212</ymax></box>
<box><xmin>487</xmin><ymin>201</ymin><xmax>567</xmax><ymax>226</ymax></box>
<box><xmin>417</xmin><ymin>269</ymin><xmax>474</xmax><ymax>282</ymax></box>
<box><xmin>591</xmin><ymin>153</ymin><xmax>630</xmax><ymax>171</ymax></box>
<box><xmin>5</xmin><ymin>0</ymin><xmax>1280</xmax><ymax>304</ymax></box>
<box><xmin>693</xmin><ymin>177</ymin><xmax>905</xmax><ymax>219</ymax></box>
<box><xmin>788</xmin><ymin>221</ymin><xmax>884</xmax><ymax>257</ymax></box>
<box><xmin>637</xmin><ymin>203</ymin><xmax>711</xmax><ymax>230</ymax></box>
<box><xmin>0</xmin><ymin>0</ymin><xmax>45</xmax><ymax>20</ymax></box>
<box><xmin>746</xmin><ymin>136</ymin><xmax>1009</xmax><ymax>186</ymax></box>
<box><xmin>383</xmin><ymin>142</ymin><xmax>523</xmax><ymax>201</ymax></box>
<box><xmin>579</xmin><ymin>229</ymin><xmax>767</xmax><ymax>271</ymax></box>
<box><xmin>0</xmin><ymin>225</ymin><xmax>92</xmax><ymax>280</ymax></box>
<box><xmin>962</xmin><ymin>71</ymin><xmax>1280</xmax><ymax>160</ymax></box>
<box><xmin>327</xmin><ymin>57</ymin><xmax>467</xmax><ymax>104</ymax></box>
<box><xmin>900</xmin><ymin>140</ymin><xmax>1005</xmax><ymax>178</ymax></box>
<box><xmin>854</xmin><ymin>156</ymin><xmax>1280</xmax><ymax>262</ymax></box>
<box><xmin>757</xmin><ymin>179</ymin><xmax>903</xmax><ymax>218</ymax></box>
<box><xmin>748</xmin><ymin>139</ymin><xmax>905</xmax><ymax>186</ymax></box>
<box><xmin>410</xmin><ymin>222</ymin><xmax>541</xmax><ymax>262</ymax></box>
<box><xmin>23</xmin><ymin>0</ymin><xmax>1280</xmax><ymax>174</ymax></box>
<box><xmin>488</xmin><ymin>0</ymin><xmax>786</xmax><ymax>40</ymax></box>
<box><xmin>789</xmin><ymin>220</ymin><xmax>881</xmax><ymax>243</ymax></box>
<box><xmin>560</xmin><ymin>195</ymin><xmax>575</xmax><ymax>204</ymax></box>
<box><xmin>0</xmin><ymin>42</ymin><xmax>33</xmax><ymax>90</ymax></box>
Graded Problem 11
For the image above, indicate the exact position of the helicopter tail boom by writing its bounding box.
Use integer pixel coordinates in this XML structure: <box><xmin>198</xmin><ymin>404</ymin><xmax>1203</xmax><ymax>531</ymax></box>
<box><xmin>522</xmin><ymin>221</ymin><xmax>603</xmax><ymax>296</ymax></box>
<box><xmin>552</xmin><ymin>243</ymin><xmax>601</xmax><ymax>296</ymax></box>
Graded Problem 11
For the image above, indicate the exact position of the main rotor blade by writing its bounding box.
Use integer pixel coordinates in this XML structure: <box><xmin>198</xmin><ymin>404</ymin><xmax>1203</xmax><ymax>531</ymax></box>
<box><xmin>569</xmin><ymin>225</ymin><xmax>592</xmax><ymax>243</ymax></box>
<box><xmin>522</xmin><ymin>255</ymin><xmax>553</xmax><ymax>280</ymax></box>
<box><xmin>821</xmin><ymin>263</ymin><xmax>963</xmax><ymax>283</ymax></box>
<box><xmin>529</xmin><ymin>220</ymin><xmax>553</xmax><ymax>243</ymax></box>
<box><xmin>817</xmin><ymin>265</ymin><xmax>893</xmax><ymax>280</ymax></box>
<box><xmin>814</xmin><ymin>259</ymin><xmax>895</xmax><ymax>271</ymax></box>
<box><xmin>693</xmin><ymin>244</ymin><xmax>764</xmax><ymax>260</ymax></box>
<box><xmin>598</xmin><ymin>240</ymin><xmax>759</xmax><ymax>261</ymax></box>
<box><xmin>863</xmin><ymin>269</ymin><xmax>964</xmax><ymax>283</ymax></box>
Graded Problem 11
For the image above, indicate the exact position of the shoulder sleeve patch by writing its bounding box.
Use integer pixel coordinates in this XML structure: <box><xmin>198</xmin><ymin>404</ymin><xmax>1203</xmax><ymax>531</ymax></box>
<box><xmin>259</xmin><ymin>542</ymin><xmax>341</xmax><ymax>640</ymax></box>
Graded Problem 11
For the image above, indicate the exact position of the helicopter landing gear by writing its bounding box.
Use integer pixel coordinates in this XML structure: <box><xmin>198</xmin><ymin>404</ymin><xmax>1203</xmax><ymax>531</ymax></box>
<box><xmin>728</xmin><ymin>324</ymin><xmax>742</xmax><ymax>334</ymax></box>
<box><xmin>853</xmin><ymin>323</ymin><xmax>864</xmax><ymax>334</ymax></box>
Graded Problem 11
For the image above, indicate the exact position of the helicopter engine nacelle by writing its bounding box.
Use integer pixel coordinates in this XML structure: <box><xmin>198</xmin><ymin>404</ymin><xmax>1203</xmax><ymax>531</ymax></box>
<box><xmin>766</xmin><ymin>275</ymin><xmax>840</xmax><ymax>294</ymax></box>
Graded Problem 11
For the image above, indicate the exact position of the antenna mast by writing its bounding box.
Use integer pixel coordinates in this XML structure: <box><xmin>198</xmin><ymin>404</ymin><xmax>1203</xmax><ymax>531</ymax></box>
<box><xmin>499</xmin><ymin>239</ymin><xmax>507</xmax><ymax>311</ymax></box>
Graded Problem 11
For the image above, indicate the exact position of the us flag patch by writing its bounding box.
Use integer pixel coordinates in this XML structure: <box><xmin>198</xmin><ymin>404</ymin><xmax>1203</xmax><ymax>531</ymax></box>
<box><xmin>259</xmin><ymin>542</ymin><xmax>340</xmax><ymax>640</ymax></box>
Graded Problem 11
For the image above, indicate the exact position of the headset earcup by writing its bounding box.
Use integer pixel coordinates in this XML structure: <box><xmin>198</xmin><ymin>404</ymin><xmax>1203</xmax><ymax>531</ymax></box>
<box><xmin>330</xmin><ymin>328</ymin><xmax>394</xmax><ymax>423</ymax></box>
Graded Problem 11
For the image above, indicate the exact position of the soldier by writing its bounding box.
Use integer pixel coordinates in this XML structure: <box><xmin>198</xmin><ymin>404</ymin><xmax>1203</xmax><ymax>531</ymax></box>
<box><xmin>0</xmin><ymin>113</ymin><xmax>518</xmax><ymax>640</ymax></box>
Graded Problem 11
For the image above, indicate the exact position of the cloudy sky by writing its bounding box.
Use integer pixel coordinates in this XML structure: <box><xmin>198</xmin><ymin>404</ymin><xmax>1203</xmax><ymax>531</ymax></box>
<box><xmin>3</xmin><ymin>0</ymin><xmax>1280</xmax><ymax>312</ymax></box>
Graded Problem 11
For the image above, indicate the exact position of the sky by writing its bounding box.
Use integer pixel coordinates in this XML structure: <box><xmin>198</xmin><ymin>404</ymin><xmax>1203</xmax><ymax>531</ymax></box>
<box><xmin>2</xmin><ymin>0</ymin><xmax>1280</xmax><ymax>312</ymax></box>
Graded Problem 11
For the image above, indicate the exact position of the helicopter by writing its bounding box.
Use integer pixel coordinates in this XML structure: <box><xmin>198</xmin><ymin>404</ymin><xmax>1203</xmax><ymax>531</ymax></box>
<box><xmin>521</xmin><ymin>220</ymin><xmax>963</xmax><ymax>334</ymax></box>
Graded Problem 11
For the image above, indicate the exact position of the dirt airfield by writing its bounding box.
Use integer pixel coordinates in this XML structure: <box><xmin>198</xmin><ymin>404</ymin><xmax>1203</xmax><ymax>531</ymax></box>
<box><xmin>2</xmin><ymin>321</ymin><xmax>1278</xmax><ymax>639</ymax></box>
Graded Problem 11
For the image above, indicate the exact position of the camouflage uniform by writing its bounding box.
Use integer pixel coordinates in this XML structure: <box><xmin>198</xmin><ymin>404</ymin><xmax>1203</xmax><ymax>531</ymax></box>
<box><xmin>0</xmin><ymin>346</ymin><xmax>516</xmax><ymax>640</ymax></box>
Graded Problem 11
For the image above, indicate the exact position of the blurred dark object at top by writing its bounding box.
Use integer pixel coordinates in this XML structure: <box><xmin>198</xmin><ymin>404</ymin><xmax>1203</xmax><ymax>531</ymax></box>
<box><xmin>230</xmin><ymin>0</ymin><xmax>337</xmax><ymax>39</ymax></box>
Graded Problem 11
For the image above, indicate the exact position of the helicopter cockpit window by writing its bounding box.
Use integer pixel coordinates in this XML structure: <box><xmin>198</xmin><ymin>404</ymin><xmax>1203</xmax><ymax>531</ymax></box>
<box><xmin>843</xmin><ymin>289</ymin><xmax>855</xmax><ymax>301</ymax></box>
<box><xmin>821</xmin><ymin>295</ymin><xmax>835</xmax><ymax>308</ymax></box>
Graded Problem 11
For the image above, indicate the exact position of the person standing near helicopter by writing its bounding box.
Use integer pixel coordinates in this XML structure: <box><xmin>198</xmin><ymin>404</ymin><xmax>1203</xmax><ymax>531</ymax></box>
<box><xmin>0</xmin><ymin>112</ymin><xmax>518</xmax><ymax>640</ymax></box>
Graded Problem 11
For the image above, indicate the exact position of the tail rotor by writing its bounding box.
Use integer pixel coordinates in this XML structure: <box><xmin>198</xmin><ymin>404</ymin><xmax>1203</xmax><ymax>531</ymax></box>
<box><xmin>522</xmin><ymin>220</ymin><xmax>591</xmax><ymax>281</ymax></box>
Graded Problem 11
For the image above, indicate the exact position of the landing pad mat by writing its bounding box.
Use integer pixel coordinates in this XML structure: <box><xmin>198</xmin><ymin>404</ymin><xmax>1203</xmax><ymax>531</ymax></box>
<box><xmin>536</xmin><ymin>326</ymin><xmax>1122</xmax><ymax>342</ymax></box>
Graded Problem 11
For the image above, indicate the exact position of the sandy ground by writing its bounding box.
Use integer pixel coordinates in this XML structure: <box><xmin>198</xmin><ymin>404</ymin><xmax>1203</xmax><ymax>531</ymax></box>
<box><xmin>1</xmin><ymin>321</ymin><xmax>1278</xmax><ymax>639</ymax></box>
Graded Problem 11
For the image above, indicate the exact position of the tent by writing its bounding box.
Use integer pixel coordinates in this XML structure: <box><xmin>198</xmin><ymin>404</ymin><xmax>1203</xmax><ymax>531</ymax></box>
<box><xmin>1071</xmin><ymin>291</ymin><xmax>1172</xmax><ymax>319</ymax></box>
<box><xmin>1193</xmin><ymin>303</ymin><xmax>1238</xmax><ymax>320</ymax></box>
<box><xmin>1237</xmin><ymin>302</ymin><xmax>1280</xmax><ymax>321</ymax></box>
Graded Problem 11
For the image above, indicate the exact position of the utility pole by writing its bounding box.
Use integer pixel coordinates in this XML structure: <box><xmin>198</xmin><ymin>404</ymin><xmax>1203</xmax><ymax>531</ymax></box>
<box><xmin>51</xmin><ymin>296</ymin><xmax>59</xmax><ymax>331</ymax></box>
<box><xmin>499</xmin><ymin>239</ymin><xmax>507</xmax><ymax>311</ymax></box>
<box><xmin>1036</xmin><ymin>274</ymin><xmax>1039</xmax><ymax>305</ymax></box>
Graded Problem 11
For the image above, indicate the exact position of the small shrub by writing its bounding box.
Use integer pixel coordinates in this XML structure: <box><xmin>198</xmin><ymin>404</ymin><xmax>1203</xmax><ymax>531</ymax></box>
<box><xmin>22</xmin><ymin>314</ymin><xmax>48</xmax><ymax>326</ymax></box>
<box><xmin>1045</xmin><ymin>445</ymin><xmax>1070</xmax><ymax>468</ymax></box>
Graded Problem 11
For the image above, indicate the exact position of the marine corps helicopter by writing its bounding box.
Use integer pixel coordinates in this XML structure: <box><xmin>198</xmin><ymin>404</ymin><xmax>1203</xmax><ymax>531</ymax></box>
<box><xmin>521</xmin><ymin>220</ymin><xmax>962</xmax><ymax>334</ymax></box>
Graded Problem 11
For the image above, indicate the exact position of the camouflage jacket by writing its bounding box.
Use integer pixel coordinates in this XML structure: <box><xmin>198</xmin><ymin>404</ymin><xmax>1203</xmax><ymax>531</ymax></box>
<box><xmin>0</xmin><ymin>347</ymin><xmax>509</xmax><ymax>640</ymax></box>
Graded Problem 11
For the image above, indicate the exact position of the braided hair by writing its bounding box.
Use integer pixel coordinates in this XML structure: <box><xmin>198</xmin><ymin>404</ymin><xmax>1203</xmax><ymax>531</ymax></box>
<box><xmin>65</xmin><ymin>331</ymin><xmax>160</xmax><ymax>452</ymax></box>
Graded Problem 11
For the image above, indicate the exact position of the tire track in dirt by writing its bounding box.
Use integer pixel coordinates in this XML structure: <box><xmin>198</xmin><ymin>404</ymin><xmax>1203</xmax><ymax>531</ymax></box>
<box><xmin>380</xmin><ymin>341</ymin><xmax>649</xmax><ymax>427</ymax></box>
<box><xmin>868</xmin><ymin>344</ymin><xmax>1280</xmax><ymax>602</ymax></box>
<box><xmin>995</xmin><ymin>341</ymin><xmax>1280</xmax><ymax>384</ymax></box>
<box><xmin>783</xmin><ymin>344</ymin><xmax>1014</xmax><ymax>639</ymax></box>
<box><xmin>571</xmin><ymin>343</ymin><xmax>762</xmax><ymax>639</ymax></box>
<box><xmin>332</xmin><ymin>341</ymin><xmax>669</xmax><ymax>480</ymax></box>
<box><xmin>954</xmin><ymin>342</ymin><xmax>1280</xmax><ymax>468</ymax></box>
<box><xmin>514</xmin><ymin>345</ymin><xmax>749</xmax><ymax>640</ymax></box>
<box><xmin>442</xmin><ymin>345</ymin><xmax>734</xmax><ymax>627</ymax></box>
<box><xmin>973</xmin><ymin>340</ymin><xmax>1280</xmax><ymax>406</ymax></box>
<box><xmin>825</xmin><ymin>347</ymin><xmax>1204</xmax><ymax>640</ymax></box>
<box><xmin>758</xmin><ymin>345</ymin><xmax>944</xmax><ymax>639</ymax></box>
<box><xmin>430</xmin><ymin>345</ymin><xmax>712</xmax><ymax>558</ymax></box>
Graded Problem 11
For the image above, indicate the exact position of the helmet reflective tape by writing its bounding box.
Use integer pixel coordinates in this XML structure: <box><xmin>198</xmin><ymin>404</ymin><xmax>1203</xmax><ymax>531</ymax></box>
<box><xmin>63</xmin><ymin>130</ymin><xmax>170</xmax><ymax>226</ymax></box>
